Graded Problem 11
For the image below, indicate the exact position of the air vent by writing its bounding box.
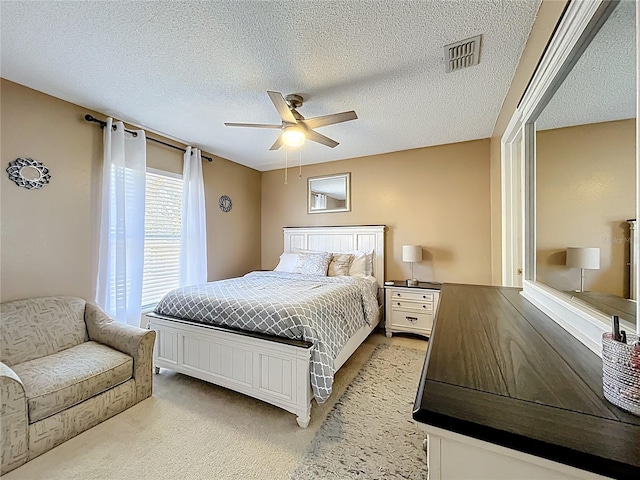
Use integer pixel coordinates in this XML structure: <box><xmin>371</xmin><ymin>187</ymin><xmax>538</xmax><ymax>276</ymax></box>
<box><xmin>444</xmin><ymin>35</ymin><xmax>482</xmax><ymax>73</ymax></box>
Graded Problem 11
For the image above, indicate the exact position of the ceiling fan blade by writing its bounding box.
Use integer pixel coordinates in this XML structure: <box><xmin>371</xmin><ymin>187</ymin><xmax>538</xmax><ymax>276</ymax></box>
<box><xmin>306</xmin><ymin>130</ymin><xmax>339</xmax><ymax>148</ymax></box>
<box><xmin>267</xmin><ymin>91</ymin><xmax>297</xmax><ymax>124</ymax></box>
<box><xmin>302</xmin><ymin>111</ymin><xmax>358</xmax><ymax>130</ymax></box>
<box><xmin>224</xmin><ymin>122</ymin><xmax>282</xmax><ymax>129</ymax></box>
<box><xmin>269</xmin><ymin>135</ymin><xmax>284</xmax><ymax>151</ymax></box>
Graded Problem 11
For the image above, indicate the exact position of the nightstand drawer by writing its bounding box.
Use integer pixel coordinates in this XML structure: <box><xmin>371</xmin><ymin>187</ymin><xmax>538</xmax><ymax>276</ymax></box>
<box><xmin>390</xmin><ymin>290</ymin><xmax>435</xmax><ymax>302</ymax></box>
<box><xmin>390</xmin><ymin>309</ymin><xmax>434</xmax><ymax>331</ymax></box>
<box><xmin>391</xmin><ymin>300</ymin><xmax>434</xmax><ymax>312</ymax></box>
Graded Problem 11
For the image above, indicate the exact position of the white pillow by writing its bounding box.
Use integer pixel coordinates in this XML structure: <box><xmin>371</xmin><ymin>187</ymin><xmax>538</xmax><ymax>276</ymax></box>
<box><xmin>296</xmin><ymin>248</ymin><xmax>325</xmax><ymax>255</ymax></box>
<box><xmin>274</xmin><ymin>253</ymin><xmax>299</xmax><ymax>273</ymax></box>
<box><xmin>328</xmin><ymin>253</ymin><xmax>354</xmax><ymax>277</ymax></box>
<box><xmin>293</xmin><ymin>252</ymin><xmax>333</xmax><ymax>276</ymax></box>
<box><xmin>363</xmin><ymin>250</ymin><xmax>373</xmax><ymax>275</ymax></box>
<box><xmin>348</xmin><ymin>250</ymin><xmax>373</xmax><ymax>276</ymax></box>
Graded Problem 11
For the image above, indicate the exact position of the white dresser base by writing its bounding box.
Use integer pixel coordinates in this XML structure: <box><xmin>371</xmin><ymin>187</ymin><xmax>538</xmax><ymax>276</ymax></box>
<box><xmin>421</xmin><ymin>425</ymin><xmax>611</xmax><ymax>480</ymax></box>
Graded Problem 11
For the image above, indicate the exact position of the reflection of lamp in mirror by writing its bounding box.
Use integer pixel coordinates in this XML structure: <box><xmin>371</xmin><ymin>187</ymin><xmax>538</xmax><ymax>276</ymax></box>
<box><xmin>403</xmin><ymin>245</ymin><xmax>422</xmax><ymax>286</ymax></box>
<box><xmin>566</xmin><ymin>247</ymin><xmax>600</xmax><ymax>292</ymax></box>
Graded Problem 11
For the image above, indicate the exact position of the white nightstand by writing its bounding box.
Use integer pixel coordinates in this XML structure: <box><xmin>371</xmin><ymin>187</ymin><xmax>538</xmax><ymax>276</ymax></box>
<box><xmin>384</xmin><ymin>281</ymin><xmax>441</xmax><ymax>338</ymax></box>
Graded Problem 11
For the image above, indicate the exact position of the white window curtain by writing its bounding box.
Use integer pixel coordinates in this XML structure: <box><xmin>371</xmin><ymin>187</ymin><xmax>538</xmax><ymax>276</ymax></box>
<box><xmin>95</xmin><ymin>118</ymin><xmax>147</xmax><ymax>326</ymax></box>
<box><xmin>179</xmin><ymin>147</ymin><xmax>208</xmax><ymax>286</ymax></box>
<box><xmin>312</xmin><ymin>193</ymin><xmax>327</xmax><ymax>210</ymax></box>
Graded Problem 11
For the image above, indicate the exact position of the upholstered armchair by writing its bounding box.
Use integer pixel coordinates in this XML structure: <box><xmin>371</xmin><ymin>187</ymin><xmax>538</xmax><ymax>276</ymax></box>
<box><xmin>0</xmin><ymin>296</ymin><xmax>156</xmax><ymax>474</ymax></box>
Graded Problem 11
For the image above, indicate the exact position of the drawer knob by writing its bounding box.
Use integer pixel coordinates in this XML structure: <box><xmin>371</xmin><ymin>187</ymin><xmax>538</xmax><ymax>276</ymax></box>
<box><xmin>406</xmin><ymin>316</ymin><xmax>418</xmax><ymax>323</ymax></box>
<box><xmin>423</xmin><ymin>295</ymin><xmax>427</xmax><ymax>298</ymax></box>
<box><xmin>396</xmin><ymin>293</ymin><xmax>401</xmax><ymax>296</ymax></box>
<box><xmin>397</xmin><ymin>302</ymin><xmax>401</xmax><ymax>306</ymax></box>
<box><xmin>422</xmin><ymin>305</ymin><xmax>426</xmax><ymax>308</ymax></box>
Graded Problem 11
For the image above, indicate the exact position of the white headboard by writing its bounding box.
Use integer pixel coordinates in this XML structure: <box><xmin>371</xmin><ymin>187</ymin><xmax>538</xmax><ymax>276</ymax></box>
<box><xmin>283</xmin><ymin>225</ymin><xmax>386</xmax><ymax>288</ymax></box>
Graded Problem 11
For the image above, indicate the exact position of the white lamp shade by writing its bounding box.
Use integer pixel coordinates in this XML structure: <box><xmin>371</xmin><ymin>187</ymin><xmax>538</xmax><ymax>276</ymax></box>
<box><xmin>281</xmin><ymin>126</ymin><xmax>306</xmax><ymax>147</ymax></box>
<box><xmin>566</xmin><ymin>247</ymin><xmax>600</xmax><ymax>270</ymax></box>
<box><xmin>402</xmin><ymin>245</ymin><xmax>422</xmax><ymax>263</ymax></box>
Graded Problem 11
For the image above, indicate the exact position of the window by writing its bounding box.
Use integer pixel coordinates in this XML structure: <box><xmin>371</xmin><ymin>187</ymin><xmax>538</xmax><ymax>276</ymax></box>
<box><xmin>141</xmin><ymin>168</ymin><xmax>183</xmax><ymax>310</ymax></box>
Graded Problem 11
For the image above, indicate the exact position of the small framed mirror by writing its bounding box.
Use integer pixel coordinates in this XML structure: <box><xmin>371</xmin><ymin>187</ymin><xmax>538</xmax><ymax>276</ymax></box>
<box><xmin>308</xmin><ymin>173</ymin><xmax>351</xmax><ymax>214</ymax></box>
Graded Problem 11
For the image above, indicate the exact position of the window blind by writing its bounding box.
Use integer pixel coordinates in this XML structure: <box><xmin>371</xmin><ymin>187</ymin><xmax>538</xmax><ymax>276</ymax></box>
<box><xmin>142</xmin><ymin>170</ymin><xmax>183</xmax><ymax>310</ymax></box>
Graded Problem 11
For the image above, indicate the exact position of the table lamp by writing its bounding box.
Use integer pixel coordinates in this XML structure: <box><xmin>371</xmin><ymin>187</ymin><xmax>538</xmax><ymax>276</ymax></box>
<box><xmin>566</xmin><ymin>247</ymin><xmax>600</xmax><ymax>292</ymax></box>
<box><xmin>402</xmin><ymin>245</ymin><xmax>422</xmax><ymax>286</ymax></box>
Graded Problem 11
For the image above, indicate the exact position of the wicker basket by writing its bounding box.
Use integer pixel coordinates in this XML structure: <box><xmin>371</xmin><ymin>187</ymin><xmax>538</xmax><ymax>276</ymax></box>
<box><xmin>602</xmin><ymin>332</ymin><xmax>640</xmax><ymax>416</ymax></box>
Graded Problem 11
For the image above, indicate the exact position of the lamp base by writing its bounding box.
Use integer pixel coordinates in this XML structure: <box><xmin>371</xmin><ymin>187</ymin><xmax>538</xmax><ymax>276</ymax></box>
<box><xmin>407</xmin><ymin>279</ymin><xmax>419</xmax><ymax>287</ymax></box>
<box><xmin>578</xmin><ymin>268</ymin><xmax>586</xmax><ymax>293</ymax></box>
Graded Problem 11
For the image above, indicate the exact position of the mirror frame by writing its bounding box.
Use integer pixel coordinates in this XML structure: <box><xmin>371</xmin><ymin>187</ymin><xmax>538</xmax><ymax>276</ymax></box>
<box><xmin>501</xmin><ymin>0</ymin><xmax>639</xmax><ymax>355</ymax></box>
<box><xmin>307</xmin><ymin>172</ymin><xmax>351</xmax><ymax>214</ymax></box>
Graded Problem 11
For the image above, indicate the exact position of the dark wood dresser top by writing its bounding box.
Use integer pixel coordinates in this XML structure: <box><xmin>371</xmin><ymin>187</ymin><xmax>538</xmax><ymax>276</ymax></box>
<box><xmin>413</xmin><ymin>284</ymin><xmax>640</xmax><ymax>480</ymax></box>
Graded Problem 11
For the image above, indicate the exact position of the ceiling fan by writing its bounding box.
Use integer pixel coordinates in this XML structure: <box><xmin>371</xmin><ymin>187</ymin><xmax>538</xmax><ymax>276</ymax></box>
<box><xmin>224</xmin><ymin>91</ymin><xmax>357</xmax><ymax>150</ymax></box>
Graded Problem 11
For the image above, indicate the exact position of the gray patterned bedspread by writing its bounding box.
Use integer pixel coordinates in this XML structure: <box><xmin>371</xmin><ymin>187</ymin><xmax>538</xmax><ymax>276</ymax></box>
<box><xmin>154</xmin><ymin>271</ymin><xmax>379</xmax><ymax>403</ymax></box>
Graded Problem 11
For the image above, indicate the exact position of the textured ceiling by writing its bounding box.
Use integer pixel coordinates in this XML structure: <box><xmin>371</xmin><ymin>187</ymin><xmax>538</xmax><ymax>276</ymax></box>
<box><xmin>537</xmin><ymin>0</ymin><xmax>636</xmax><ymax>131</ymax></box>
<box><xmin>1</xmin><ymin>0</ymin><xmax>541</xmax><ymax>171</ymax></box>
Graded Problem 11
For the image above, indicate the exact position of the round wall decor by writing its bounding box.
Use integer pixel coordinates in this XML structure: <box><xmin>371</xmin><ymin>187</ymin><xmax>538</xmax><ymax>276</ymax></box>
<box><xmin>218</xmin><ymin>195</ymin><xmax>232</xmax><ymax>213</ymax></box>
<box><xmin>7</xmin><ymin>158</ymin><xmax>51</xmax><ymax>190</ymax></box>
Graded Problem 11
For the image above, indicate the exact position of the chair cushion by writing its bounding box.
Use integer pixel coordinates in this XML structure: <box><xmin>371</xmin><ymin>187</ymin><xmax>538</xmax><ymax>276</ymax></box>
<box><xmin>11</xmin><ymin>342</ymin><xmax>133</xmax><ymax>423</ymax></box>
<box><xmin>0</xmin><ymin>296</ymin><xmax>89</xmax><ymax>366</ymax></box>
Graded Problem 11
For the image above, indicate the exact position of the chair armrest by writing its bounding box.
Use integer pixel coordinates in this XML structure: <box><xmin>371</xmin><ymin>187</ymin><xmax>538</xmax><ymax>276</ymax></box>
<box><xmin>1</xmin><ymin>362</ymin><xmax>28</xmax><ymax>474</ymax></box>
<box><xmin>84</xmin><ymin>302</ymin><xmax>156</xmax><ymax>402</ymax></box>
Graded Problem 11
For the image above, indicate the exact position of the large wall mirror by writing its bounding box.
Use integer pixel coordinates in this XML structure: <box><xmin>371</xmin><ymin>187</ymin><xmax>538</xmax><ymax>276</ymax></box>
<box><xmin>503</xmin><ymin>0</ymin><xmax>638</xmax><ymax>354</ymax></box>
<box><xmin>535</xmin><ymin>0</ymin><xmax>636</xmax><ymax>329</ymax></box>
<box><xmin>307</xmin><ymin>173</ymin><xmax>351</xmax><ymax>214</ymax></box>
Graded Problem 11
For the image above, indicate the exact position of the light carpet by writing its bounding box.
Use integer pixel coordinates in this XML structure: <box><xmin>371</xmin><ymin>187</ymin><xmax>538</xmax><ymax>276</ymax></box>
<box><xmin>290</xmin><ymin>344</ymin><xmax>427</xmax><ymax>479</ymax></box>
<box><xmin>3</xmin><ymin>334</ymin><xmax>427</xmax><ymax>480</ymax></box>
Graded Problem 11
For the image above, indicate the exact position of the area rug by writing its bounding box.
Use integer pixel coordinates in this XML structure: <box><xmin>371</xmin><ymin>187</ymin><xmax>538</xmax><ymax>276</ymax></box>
<box><xmin>290</xmin><ymin>344</ymin><xmax>427</xmax><ymax>479</ymax></box>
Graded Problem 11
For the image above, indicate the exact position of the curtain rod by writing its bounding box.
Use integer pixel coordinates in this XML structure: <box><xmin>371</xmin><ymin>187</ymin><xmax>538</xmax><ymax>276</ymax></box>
<box><xmin>84</xmin><ymin>114</ymin><xmax>213</xmax><ymax>162</ymax></box>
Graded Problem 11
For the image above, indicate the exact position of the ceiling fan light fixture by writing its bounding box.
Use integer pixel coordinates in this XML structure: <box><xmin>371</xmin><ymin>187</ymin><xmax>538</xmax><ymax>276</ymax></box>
<box><xmin>281</xmin><ymin>125</ymin><xmax>306</xmax><ymax>147</ymax></box>
<box><xmin>224</xmin><ymin>91</ymin><xmax>356</xmax><ymax>150</ymax></box>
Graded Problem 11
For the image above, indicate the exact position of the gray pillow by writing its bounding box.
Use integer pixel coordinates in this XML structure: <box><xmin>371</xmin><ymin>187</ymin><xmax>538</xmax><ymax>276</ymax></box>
<box><xmin>293</xmin><ymin>252</ymin><xmax>333</xmax><ymax>276</ymax></box>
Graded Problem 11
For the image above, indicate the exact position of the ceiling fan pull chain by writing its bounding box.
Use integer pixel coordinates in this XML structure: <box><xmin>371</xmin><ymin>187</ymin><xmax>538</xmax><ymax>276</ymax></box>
<box><xmin>284</xmin><ymin>146</ymin><xmax>288</xmax><ymax>185</ymax></box>
<box><xmin>299</xmin><ymin>146</ymin><xmax>302</xmax><ymax>179</ymax></box>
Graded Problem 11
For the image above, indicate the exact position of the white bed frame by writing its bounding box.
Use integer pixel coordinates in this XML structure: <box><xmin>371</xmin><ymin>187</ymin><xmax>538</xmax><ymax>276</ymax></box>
<box><xmin>147</xmin><ymin>225</ymin><xmax>385</xmax><ymax>428</ymax></box>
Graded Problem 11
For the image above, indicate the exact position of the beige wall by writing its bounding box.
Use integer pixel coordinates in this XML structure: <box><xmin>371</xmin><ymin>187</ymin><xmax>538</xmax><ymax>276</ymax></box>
<box><xmin>204</xmin><ymin>146</ymin><xmax>261</xmax><ymax>282</ymax></box>
<box><xmin>2</xmin><ymin>80</ymin><xmax>490</xmax><ymax>302</ymax></box>
<box><xmin>261</xmin><ymin>140</ymin><xmax>492</xmax><ymax>285</ymax></box>
<box><xmin>489</xmin><ymin>0</ymin><xmax>569</xmax><ymax>284</ymax></box>
<box><xmin>536</xmin><ymin>119</ymin><xmax>636</xmax><ymax>296</ymax></box>
<box><xmin>0</xmin><ymin>79</ymin><xmax>261</xmax><ymax>303</ymax></box>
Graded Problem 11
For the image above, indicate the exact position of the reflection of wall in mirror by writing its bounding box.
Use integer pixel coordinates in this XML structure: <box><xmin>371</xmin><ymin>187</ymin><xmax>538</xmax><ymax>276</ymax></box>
<box><xmin>325</xmin><ymin>196</ymin><xmax>344</xmax><ymax>209</ymax></box>
<box><xmin>536</xmin><ymin>118</ymin><xmax>636</xmax><ymax>297</ymax></box>
<box><xmin>310</xmin><ymin>192</ymin><xmax>344</xmax><ymax>210</ymax></box>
